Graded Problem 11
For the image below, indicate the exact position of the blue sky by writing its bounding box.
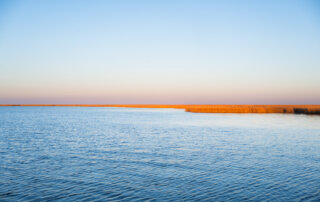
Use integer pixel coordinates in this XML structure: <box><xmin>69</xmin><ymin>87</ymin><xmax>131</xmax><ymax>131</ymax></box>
<box><xmin>0</xmin><ymin>0</ymin><xmax>319</xmax><ymax>104</ymax></box>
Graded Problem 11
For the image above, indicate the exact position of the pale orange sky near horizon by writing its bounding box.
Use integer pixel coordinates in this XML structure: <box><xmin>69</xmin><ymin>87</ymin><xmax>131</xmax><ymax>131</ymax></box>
<box><xmin>1</xmin><ymin>0</ymin><xmax>320</xmax><ymax>104</ymax></box>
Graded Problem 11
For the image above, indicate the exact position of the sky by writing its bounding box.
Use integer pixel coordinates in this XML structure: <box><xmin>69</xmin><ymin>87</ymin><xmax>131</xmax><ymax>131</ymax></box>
<box><xmin>0</xmin><ymin>0</ymin><xmax>320</xmax><ymax>104</ymax></box>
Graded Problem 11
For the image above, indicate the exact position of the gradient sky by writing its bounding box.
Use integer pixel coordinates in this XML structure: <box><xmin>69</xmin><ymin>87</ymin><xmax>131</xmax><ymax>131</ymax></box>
<box><xmin>1</xmin><ymin>0</ymin><xmax>320</xmax><ymax>104</ymax></box>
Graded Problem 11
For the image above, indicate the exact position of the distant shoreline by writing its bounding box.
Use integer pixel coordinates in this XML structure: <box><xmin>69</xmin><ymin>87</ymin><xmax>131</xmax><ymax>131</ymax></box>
<box><xmin>1</xmin><ymin>104</ymin><xmax>320</xmax><ymax>115</ymax></box>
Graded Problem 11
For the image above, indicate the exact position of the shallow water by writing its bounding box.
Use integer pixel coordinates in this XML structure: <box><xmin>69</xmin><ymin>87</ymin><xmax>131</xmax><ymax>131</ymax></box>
<box><xmin>0</xmin><ymin>107</ymin><xmax>319</xmax><ymax>201</ymax></box>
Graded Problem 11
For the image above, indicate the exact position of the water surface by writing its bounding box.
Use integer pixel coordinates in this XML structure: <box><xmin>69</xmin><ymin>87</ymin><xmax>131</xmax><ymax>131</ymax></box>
<box><xmin>0</xmin><ymin>107</ymin><xmax>319</xmax><ymax>201</ymax></box>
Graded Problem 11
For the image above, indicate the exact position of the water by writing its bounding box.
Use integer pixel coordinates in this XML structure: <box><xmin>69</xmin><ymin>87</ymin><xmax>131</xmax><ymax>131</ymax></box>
<box><xmin>0</xmin><ymin>107</ymin><xmax>319</xmax><ymax>201</ymax></box>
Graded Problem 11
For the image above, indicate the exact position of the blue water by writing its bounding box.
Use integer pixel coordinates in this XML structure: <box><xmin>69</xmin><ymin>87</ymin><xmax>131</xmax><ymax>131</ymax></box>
<box><xmin>0</xmin><ymin>107</ymin><xmax>319</xmax><ymax>201</ymax></box>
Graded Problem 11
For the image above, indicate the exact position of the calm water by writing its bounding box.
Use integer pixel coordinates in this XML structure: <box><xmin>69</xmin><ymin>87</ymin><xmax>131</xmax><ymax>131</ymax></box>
<box><xmin>0</xmin><ymin>107</ymin><xmax>319</xmax><ymax>201</ymax></box>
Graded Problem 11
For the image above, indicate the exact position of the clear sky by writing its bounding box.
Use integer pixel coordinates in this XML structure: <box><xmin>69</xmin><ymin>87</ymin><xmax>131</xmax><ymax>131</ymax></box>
<box><xmin>1</xmin><ymin>0</ymin><xmax>319</xmax><ymax>104</ymax></box>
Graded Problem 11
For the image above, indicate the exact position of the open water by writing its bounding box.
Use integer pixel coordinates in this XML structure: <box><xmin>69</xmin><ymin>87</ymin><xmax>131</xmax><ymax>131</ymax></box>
<box><xmin>0</xmin><ymin>107</ymin><xmax>319</xmax><ymax>201</ymax></box>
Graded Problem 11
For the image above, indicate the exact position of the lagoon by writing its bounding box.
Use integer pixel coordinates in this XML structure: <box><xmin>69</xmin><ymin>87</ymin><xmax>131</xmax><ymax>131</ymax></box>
<box><xmin>0</xmin><ymin>107</ymin><xmax>319</xmax><ymax>201</ymax></box>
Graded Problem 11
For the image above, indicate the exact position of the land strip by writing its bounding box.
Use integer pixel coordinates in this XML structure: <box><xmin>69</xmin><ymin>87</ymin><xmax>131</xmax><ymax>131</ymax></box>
<box><xmin>1</xmin><ymin>104</ymin><xmax>320</xmax><ymax>115</ymax></box>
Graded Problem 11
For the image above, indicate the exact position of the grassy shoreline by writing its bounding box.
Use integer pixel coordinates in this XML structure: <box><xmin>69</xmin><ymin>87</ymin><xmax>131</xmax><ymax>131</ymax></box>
<box><xmin>1</xmin><ymin>104</ymin><xmax>320</xmax><ymax>115</ymax></box>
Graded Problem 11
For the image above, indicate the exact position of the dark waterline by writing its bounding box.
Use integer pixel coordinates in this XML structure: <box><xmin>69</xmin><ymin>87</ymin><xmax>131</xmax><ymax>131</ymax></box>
<box><xmin>0</xmin><ymin>107</ymin><xmax>319</xmax><ymax>201</ymax></box>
